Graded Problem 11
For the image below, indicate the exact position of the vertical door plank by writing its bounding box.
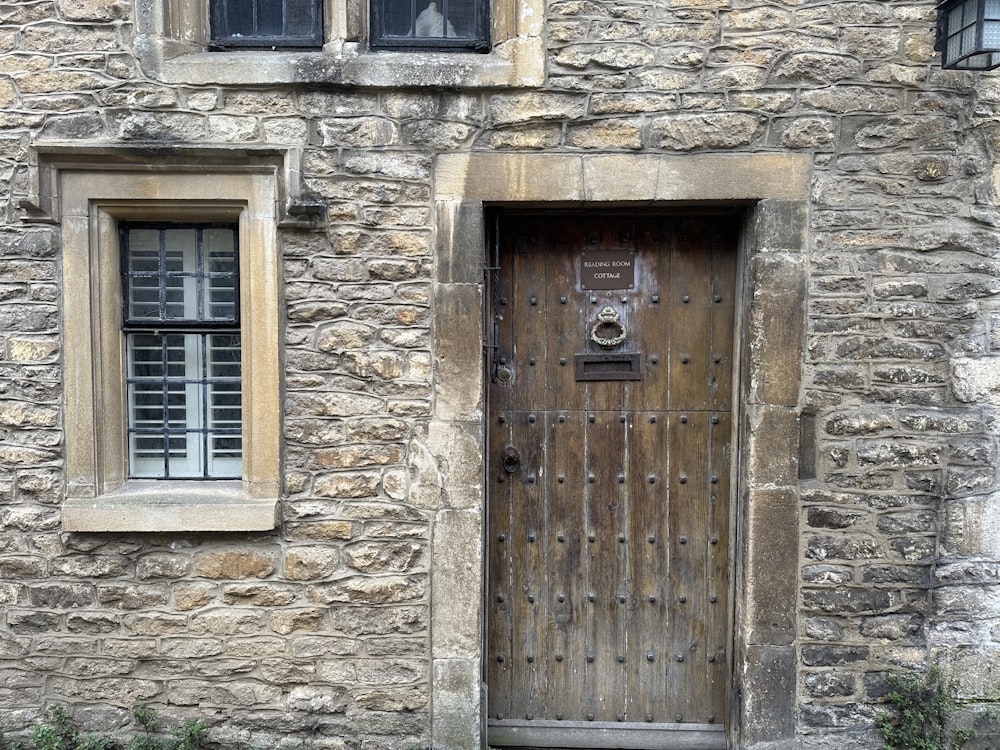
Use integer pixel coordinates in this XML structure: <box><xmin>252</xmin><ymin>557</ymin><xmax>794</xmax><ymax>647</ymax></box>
<box><xmin>709</xmin><ymin>219</ymin><xmax>738</xmax><ymax>413</ymax></box>
<box><xmin>486</xmin><ymin>410</ymin><xmax>514</xmax><ymax>721</ymax></box>
<box><xmin>665</xmin><ymin>412</ymin><xmax>709</xmax><ymax>722</ymax></box>
<box><xmin>548</xmin><ymin>217</ymin><xmax>587</xmax><ymax>414</ymax></box>
<box><xmin>667</xmin><ymin>220</ymin><xmax>712</xmax><ymax>411</ymax></box>
<box><xmin>582</xmin><ymin>411</ymin><xmax>626</xmax><ymax>722</ymax></box>
<box><xmin>706</xmin><ymin>411</ymin><xmax>732</xmax><ymax>722</ymax></box>
<box><xmin>511</xmin><ymin>227</ymin><xmax>548</xmax><ymax>415</ymax></box>
<box><xmin>625</xmin><ymin>410</ymin><xmax>671</xmax><ymax>722</ymax></box>
<box><xmin>508</xmin><ymin>412</ymin><xmax>545</xmax><ymax>720</ymax></box>
<box><xmin>488</xmin><ymin>223</ymin><xmax>516</xmax><ymax>416</ymax></box>
<box><xmin>628</xmin><ymin>218</ymin><xmax>671</xmax><ymax>413</ymax></box>
<box><xmin>544</xmin><ymin>411</ymin><xmax>586</xmax><ymax>719</ymax></box>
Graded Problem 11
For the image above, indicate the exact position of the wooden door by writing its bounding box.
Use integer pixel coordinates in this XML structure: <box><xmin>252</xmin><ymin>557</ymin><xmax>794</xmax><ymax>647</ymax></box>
<box><xmin>486</xmin><ymin>212</ymin><xmax>738</xmax><ymax>749</ymax></box>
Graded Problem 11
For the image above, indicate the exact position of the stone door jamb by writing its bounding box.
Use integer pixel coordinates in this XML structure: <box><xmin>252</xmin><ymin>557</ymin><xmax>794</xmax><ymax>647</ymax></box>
<box><xmin>428</xmin><ymin>152</ymin><xmax>810</xmax><ymax>750</ymax></box>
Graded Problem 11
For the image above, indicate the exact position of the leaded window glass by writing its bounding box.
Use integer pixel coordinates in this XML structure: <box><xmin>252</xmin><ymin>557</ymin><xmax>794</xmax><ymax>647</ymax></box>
<box><xmin>371</xmin><ymin>0</ymin><xmax>489</xmax><ymax>50</ymax></box>
<box><xmin>122</xmin><ymin>224</ymin><xmax>242</xmax><ymax>479</ymax></box>
<box><xmin>210</xmin><ymin>0</ymin><xmax>323</xmax><ymax>48</ymax></box>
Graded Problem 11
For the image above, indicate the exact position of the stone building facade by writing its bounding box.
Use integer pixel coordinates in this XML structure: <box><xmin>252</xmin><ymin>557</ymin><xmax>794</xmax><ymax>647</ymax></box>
<box><xmin>1</xmin><ymin>0</ymin><xmax>1000</xmax><ymax>748</ymax></box>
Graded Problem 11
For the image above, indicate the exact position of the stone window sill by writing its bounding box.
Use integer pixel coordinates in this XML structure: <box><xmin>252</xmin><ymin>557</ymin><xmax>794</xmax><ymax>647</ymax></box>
<box><xmin>63</xmin><ymin>481</ymin><xmax>280</xmax><ymax>533</ymax></box>
<box><xmin>140</xmin><ymin>39</ymin><xmax>543</xmax><ymax>88</ymax></box>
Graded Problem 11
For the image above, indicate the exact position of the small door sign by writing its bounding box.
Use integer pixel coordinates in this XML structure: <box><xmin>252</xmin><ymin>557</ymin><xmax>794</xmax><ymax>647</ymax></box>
<box><xmin>580</xmin><ymin>250</ymin><xmax>635</xmax><ymax>290</ymax></box>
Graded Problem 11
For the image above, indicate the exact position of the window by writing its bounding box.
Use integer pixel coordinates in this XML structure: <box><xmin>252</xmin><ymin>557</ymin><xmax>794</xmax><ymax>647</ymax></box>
<box><xmin>47</xmin><ymin>156</ymin><xmax>281</xmax><ymax>532</ymax></box>
<box><xmin>210</xmin><ymin>0</ymin><xmax>323</xmax><ymax>48</ymax></box>
<box><xmin>132</xmin><ymin>0</ymin><xmax>543</xmax><ymax>88</ymax></box>
<box><xmin>371</xmin><ymin>0</ymin><xmax>489</xmax><ymax>50</ymax></box>
<box><xmin>122</xmin><ymin>224</ymin><xmax>243</xmax><ymax>479</ymax></box>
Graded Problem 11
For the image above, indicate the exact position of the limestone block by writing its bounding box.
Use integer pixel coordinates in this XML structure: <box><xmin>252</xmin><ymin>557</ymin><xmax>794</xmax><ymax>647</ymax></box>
<box><xmin>482</xmin><ymin>125</ymin><xmax>562</xmax><ymax>150</ymax></box>
<box><xmin>354</xmin><ymin>685</ymin><xmax>428</xmax><ymax>711</ymax></box>
<box><xmin>740</xmin><ymin>645</ymin><xmax>797</xmax><ymax>745</ymax></box>
<box><xmin>743</xmin><ymin>489</ymin><xmax>798</xmax><ymax>645</ymax></box>
<box><xmin>771</xmin><ymin>52</ymin><xmax>862</xmax><ymax>85</ymax></box>
<box><xmin>284</xmin><ymin>520</ymin><xmax>353</xmax><ymax>542</ymax></box>
<box><xmin>952</xmin><ymin>357</ymin><xmax>1000</xmax><ymax>404</ymax></box>
<box><xmin>307</xmin><ymin>575</ymin><xmax>426</xmax><ymax>605</ymax></box>
<box><xmin>159</xmin><ymin>638</ymin><xmax>225</xmax><ymax>658</ymax></box>
<box><xmin>188</xmin><ymin>608</ymin><xmax>267</xmax><ymax>635</ymax></box>
<box><xmin>939</xmin><ymin>647</ymin><xmax>1000</xmax><ymax>700</ymax></box>
<box><xmin>313</xmin><ymin>471</ymin><xmax>381</xmax><ymax>499</ymax></box>
<box><xmin>431</xmin><ymin>658</ymin><xmax>481</xmax><ymax>750</ymax></box>
<box><xmin>344</xmin><ymin>541</ymin><xmax>424</xmax><ymax>573</ymax></box>
<box><xmin>222</xmin><ymin>583</ymin><xmax>297</xmax><ymax>606</ymax></box>
<box><xmin>269</xmin><ymin>608</ymin><xmax>326</xmax><ymax>634</ymax></box>
<box><xmin>318</xmin><ymin>117</ymin><xmax>398</xmax><ymax>148</ymax></box>
<box><xmin>941</xmin><ymin>493</ymin><xmax>1000</xmax><ymax>557</ymax></box>
<box><xmin>97</xmin><ymin>582</ymin><xmax>170</xmax><ymax>610</ymax></box>
<box><xmin>565</xmin><ymin>118</ymin><xmax>642</xmax><ymax>149</ymax></box>
<box><xmin>48</xmin><ymin>676</ymin><xmax>159</xmax><ymax>704</ymax></box>
<box><xmin>327</xmin><ymin>604</ymin><xmax>426</xmax><ymax>636</ymax></box>
<box><xmin>650</xmin><ymin>112</ymin><xmax>760</xmax><ymax>150</ymax></box>
<box><xmin>134</xmin><ymin>553</ymin><xmax>190</xmax><ymax>580</ymax></box>
<box><xmin>431</xmin><ymin>509</ymin><xmax>482</xmax><ymax>658</ymax></box>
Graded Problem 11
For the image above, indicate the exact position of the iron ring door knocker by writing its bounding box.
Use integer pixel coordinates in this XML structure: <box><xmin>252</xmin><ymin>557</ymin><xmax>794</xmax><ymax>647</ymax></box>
<box><xmin>590</xmin><ymin>305</ymin><xmax>627</xmax><ymax>348</ymax></box>
<box><xmin>501</xmin><ymin>445</ymin><xmax>521</xmax><ymax>474</ymax></box>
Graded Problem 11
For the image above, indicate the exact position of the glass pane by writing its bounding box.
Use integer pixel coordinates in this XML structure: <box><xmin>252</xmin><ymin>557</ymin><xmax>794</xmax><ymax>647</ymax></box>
<box><xmin>204</xmin><ymin>228</ymin><xmax>238</xmax><ymax>322</ymax></box>
<box><xmin>127</xmin><ymin>229</ymin><xmax>160</xmax><ymax>271</ymax></box>
<box><xmin>128</xmin><ymin>333</ymin><xmax>165</xmax><ymax>379</ymax></box>
<box><xmin>948</xmin><ymin>33</ymin><xmax>962</xmax><ymax>61</ymax></box>
<box><xmin>127</xmin><ymin>229</ymin><xmax>161</xmax><ymax>320</ymax></box>
<box><xmin>984</xmin><ymin>19</ymin><xmax>1000</xmax><ymax>46</ymax></box>
<box><xmin>962</xmin><ymin>24</ymin><xmax>977</xmax><ymax>55</ymax></box>
<box><xmin>444</xmin><ymin>0</ymin><xmax>476</xmax><ymax>36</ymax></box>
<box><xmin>128</xmin><ymin>333</ymin><xmax>172</xmax><ymax>478</ymax></box>
<box><xmin>207</xmin><ymin>333</ymin><xmax>242</xmax><ymax>477</ymax></box>
<box><xmin>257</xmin><ymin>0</ymin><xmax>283</xmax><ymax>35</ymax></box>
<box><xmin>949</xmin><ymin>4</ymin><xmax>967</xmax><ymax>35</ymax></box>
<box><xmin>382</xmin><ymin>0</ymin><xmax>417</xmax><ymax>36</ymax></box>
<box><xmin>414</xmin><ymin>0</ymin><xmax>456</xmax><ymax>37</ymax></box>
<box><xmin>162</xmin><ymin>228</ymin><xmax>198</xmax><ymax>320</ymax></box>
<box><xmin>286</xmin><ymin>0</ymin><xmax>318</xmax><ymax>35</ymax></box>
<box><xmin>225</xmin><ymin>0</ymin><xmax>255</xmax><ymax>36</ymax></box>
<box><xmin>209</xmin><ymin>334</ymin><xmax>242</xmax><ymax>378</ymax></box>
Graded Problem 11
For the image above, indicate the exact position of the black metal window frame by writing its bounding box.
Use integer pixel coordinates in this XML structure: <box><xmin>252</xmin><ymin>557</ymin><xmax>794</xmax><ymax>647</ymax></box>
<box><xmin>370</xmin><ymin>0</ymin><xmax>490</xmax><ymax>51</ymax></box>
<box><xmin>209</xmin><ymin>0</ymin><xmax>324</xmax><ymax>49</ymax></box>
<box><xmin>120</xmin><ymin>222</ymin><xmax>243</xmax><ymax>480</ymax></box>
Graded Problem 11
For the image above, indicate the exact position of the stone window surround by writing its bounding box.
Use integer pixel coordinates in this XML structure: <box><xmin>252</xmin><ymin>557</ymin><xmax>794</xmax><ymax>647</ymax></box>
<box><xmin>37</xmin><ymin>150</ymin><xmax>283</xmax><ymax>532</ymax></box>
<box><xmin>133</xmin><ymin>0</ymin><xmax>544</xmax><ymax>87</ymax></box>
<box><xmin>428</xmin><ymin>152</ymin><xmax>810</xmax><ymax>750</ymax></box>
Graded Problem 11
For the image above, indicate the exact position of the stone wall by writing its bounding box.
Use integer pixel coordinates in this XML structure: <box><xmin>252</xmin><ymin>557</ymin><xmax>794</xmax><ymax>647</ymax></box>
<box><xmin>1</xmin><ymin>0</ymin><xmax>999</xmax><ymax>748</ymax></box>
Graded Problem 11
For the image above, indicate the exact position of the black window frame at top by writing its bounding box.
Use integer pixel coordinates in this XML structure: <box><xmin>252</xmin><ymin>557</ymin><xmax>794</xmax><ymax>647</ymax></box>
<box><xmin>370</xmin><ymin>0</ymin><xmax>490</xmax><ymax>51</ymax></box>
<box><xmin>209</xmin><ymin>0</ymin><xmax>324</xmax><ymax>49</ymax></box>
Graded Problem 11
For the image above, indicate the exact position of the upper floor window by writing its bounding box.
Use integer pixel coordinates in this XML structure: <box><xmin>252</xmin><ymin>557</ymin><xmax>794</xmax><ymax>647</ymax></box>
<box><xmin>133</xmin><ymin>0</ymin><xmax>544</xmax><ymax>87</ymax></box>
<box><xmin>371</xmin><ymin>0</ymin><xmax>489</xmax><ymax>50</ymax></box>
<box><xmin>210</xmin><ymin>0</ymin><xmax>323</xmax><ymax>48</ymax></box>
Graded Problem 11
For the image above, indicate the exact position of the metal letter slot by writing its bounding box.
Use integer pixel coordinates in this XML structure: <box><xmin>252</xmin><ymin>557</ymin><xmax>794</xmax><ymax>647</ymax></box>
<box><xmin>575</xmin><ymin>352</ymin><xmax>642</xmax><ymax>381</ymax></box>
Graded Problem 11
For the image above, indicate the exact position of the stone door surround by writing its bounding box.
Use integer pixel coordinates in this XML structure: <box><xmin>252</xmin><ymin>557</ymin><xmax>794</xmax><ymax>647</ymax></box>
<box><xmin>429</xmin><ymin>152</ymin><xmax>809</xmax><ymax>750</ymax></box>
